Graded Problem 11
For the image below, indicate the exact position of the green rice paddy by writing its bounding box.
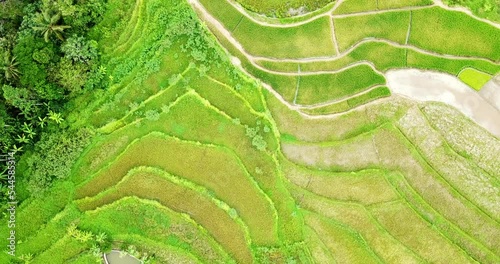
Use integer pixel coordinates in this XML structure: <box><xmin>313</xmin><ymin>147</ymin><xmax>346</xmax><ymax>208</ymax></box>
<box><xmin>2</xmin><ymin>0</ymin><xmax>500</xmax><ymax>263</ymax></box>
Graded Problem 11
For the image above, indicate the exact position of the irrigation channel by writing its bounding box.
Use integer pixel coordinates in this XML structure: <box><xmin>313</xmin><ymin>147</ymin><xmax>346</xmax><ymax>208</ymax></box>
<box><xmin>103</xmin><ymin>250</ymin><xmax>142</xmax><ymax>264</ymax></box>
<box><xmin>386</xmin><ymin>69</ymin><xmax>500</xmax><ymax>138</ymax></box>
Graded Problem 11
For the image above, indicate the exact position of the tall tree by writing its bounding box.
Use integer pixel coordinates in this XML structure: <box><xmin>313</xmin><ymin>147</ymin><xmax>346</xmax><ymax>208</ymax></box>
<box><xmin>32</xmin><ymin>9</ymin><xmax>71</xmax><ymax>42</ymax></box>
<box><xmin>1</xmin><ymin>52</ymin><xmax>20</xmax><ymax>81</ymax></box>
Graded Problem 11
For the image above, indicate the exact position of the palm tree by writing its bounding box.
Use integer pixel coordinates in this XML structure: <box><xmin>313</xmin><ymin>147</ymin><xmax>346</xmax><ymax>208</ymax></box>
<box><xmin>48</xmin><ymin>110</ymin><xmax>64</xmax><ymax>124</ymax></box>
<box><xmin>22</xmin><ymin>122</ymin><xmax>36</xmax><ymax>139</ymax></box>
<box><xmin>32</xmin><ymin>10</ymin><xmax>71</xmax><ymax>42</ymax></box>
<box><xmin>1</xmin><ymin>52</ymin><xmax>20</xmax><ymax>81</ymax></box>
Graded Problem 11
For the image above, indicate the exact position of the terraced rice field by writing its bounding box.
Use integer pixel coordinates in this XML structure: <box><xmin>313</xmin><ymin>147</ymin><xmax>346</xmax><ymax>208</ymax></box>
<box><xmin>1</xmin><ymin>0</ymin><xmax>499</xmax><ymax>263</ymax></box>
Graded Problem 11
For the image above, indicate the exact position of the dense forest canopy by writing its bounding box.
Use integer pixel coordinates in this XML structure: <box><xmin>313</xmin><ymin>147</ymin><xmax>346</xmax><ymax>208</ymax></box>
<box><xmin>1</xmin><ymin>0</ymin><xmax>106</xmax><ymax>208</ymax></box>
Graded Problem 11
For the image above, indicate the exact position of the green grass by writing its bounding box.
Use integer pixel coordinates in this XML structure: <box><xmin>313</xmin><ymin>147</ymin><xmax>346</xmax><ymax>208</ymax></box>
<box><xmin>77</xmin><ymin>167</ymin><xmax>253</xmax><ymax>263</ymax></box>
<box><xmin>443</xmin><ymin>0</ymin><xmax>500</xmax><ymax>23</ymax></box>
<box><xmin>378</xmin><ymin>0</ymin><xmax>433</xmax><ymax>9</ymax></box>
<box><xmin>79</xmin><ymin>196</ymin><xmax>231</xmax><ymax>263</ymax></box>
<box><xmin>334</xmin><ymin>0</ymin><xmax>432</xmax><ymax>14</ymax></box>
<box><xmin>333</xmin><ymin>0</ymin><xmax>378</xmax><ymax>14</ymax></box>
<box><xmin>303</xmin><ymin>211</ymin><xmax>382</xmax><ymax>263</ymax></box>
<box><xmin>370</xmin><ymin>201</ymin><xmax>475</xmax><ymax>263</ymax></box>
<box><xmin>302</xmin><ymin>100</ymin><xmax>351</xmax><ymax>115</ymax></box>
<box><xmin>373</xmin><ymin>126</ymin><xmax>500</xmax><ymax>256</ymax></box>
<box><xmin>232</xmin><ymin>16</ymin><xmax>335</xmax><ymax>58</ymax></box>
<box><xmin>199</xmin><ymin>0</ymin><xmax>335</xmax><ymax>58</ymax></box>
<box><xmin>282</xmin><ymin>157</ymin><xmax>398</xmax><ymax>205</ymax></box>
<box><xmin>235</xmin><ymin>0</ymin><xmax>333</xmax><ymax>17</ymax></box>
<box><xmin>76</xmin><ymin>132</ymin><xmax>278</xmax><ymax>245</ymax></box>
<box><xmin>406</xmin><ymin>49</ymin><xmax>500</xmax><ymax>76</ymax></box>
<box><xmin>296</xmin><ymin>65</ymin><xmax>386</xmax><ymax>105</ymax></box>
<box><xmin>334</xmin><ymin>11</ymin><xmax>410</xmax><ymax>51</ymax></box>
<box><xmin>8</xmin><ymin>0</ymin><xmax>500</xmax><ymax>261</ymax></box>
<box><xmin>346</xmin><ymin>86</ymin><xmax>391</xmax><ymax>108</ymax></box>
<box><xmin>410</xmin><ymin>7</ymin><xmax>500</xmax><ymax>60</ymax></box>
<box><xmin>458</xmin><ymin>68</ymin><xmax>492</xmax><ymax>90</ymax></box>
<box><xmin>31</xmin><ymin>235</ymin><xmax>89</xmax><ymax>264</ymax></box>
<box><xmin>302</xmin><ymin>86</ymin><xmax>391</xmax><ymax>115</ymax></box>
<box><xmin>293</xmin><ymin>186</ymin><xmax>425</xmax><ymax>263</ymax></box>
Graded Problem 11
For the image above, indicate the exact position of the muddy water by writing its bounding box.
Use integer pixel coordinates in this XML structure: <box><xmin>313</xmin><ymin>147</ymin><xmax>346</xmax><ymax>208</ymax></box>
<box><xmin>385</xmin><ymin>69</ymin><xmax>500</xmax><ymax>138</ymax></box>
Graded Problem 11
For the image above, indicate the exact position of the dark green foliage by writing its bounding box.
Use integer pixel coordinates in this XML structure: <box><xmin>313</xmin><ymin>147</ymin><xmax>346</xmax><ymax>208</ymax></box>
<box><xmin>61</xmin><ymin>35</ymin><xmax>98</xmax><ymax>63</ymax></box>
<box><xmin>24</xmin><ymin>128</ymin><xmax>94</xmax><ymax>195</ymax></box>
<box><xmin>2</xmin><ymin>84</ymin><xmax>38</xmax><ymax>115</ymax></box>
<box><xmin>56</xmin><ymin>58</ymin><xmax>89</xmax><ymax>94</ymax></box>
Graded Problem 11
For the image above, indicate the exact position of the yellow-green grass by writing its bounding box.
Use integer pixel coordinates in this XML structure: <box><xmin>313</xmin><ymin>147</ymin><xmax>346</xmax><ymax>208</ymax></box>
<box><xmin>77</xmin><ymin>168</ymin><xmax>253</xmax><ymax>263</ymax></box>
<box><xmin>302</xmin><ymin>100</ymin><xmax>351</xmax><ymax>115</ymax></box>
<box><xmin>199</xmin><ymin>0</ymin><xmax>334</xmax><ymax>58</ymax></box>
<box><xmin>406</xmin><ymin>49</ymin><xmax>500</xmax><ymax>76</ymax></box>
<box><xmin>378</xmin><ymin>0</ymin><xmax>432</xmax><ymax>9</ymax></box>
<box><xmin>282</xmin><ymin>157</ymin><xmax>398</xmax><ymax>205</ymax></box>
<box><xmin>346</xmin><ymin>86</ymin><xmax>391</xmax><ymax>108</ymax></box>
<box><xmin>114</xmin><ymin>234</ymin><xmax>204</xmax><ymax>263</ymax></box>
<box><xmin>79</xmin><ymin>196</ymin><xmax>230</xmax><ymax>263</ymax></box>
<box><xmin>281</xmin><ymin>122</ymin><xmax>500</xmax><ymax>256</ymax></box>
<box><xmin>232</xmin><ymin>16</ymin><xmax>335</xmax><ymax>58</ymax></box>
<box><xmin>66</xmin><ymin>252</ymin><xmax>99</xmax><ymax>263</ymax></box>
<box><xmin>370</xmin><ymin>201</ymin><xmax>474</xmax><ymax>263</ymax></box>
<box><xmin>248</xmin><ymin>2</ymin><xmax>336</xmax><ymax>25</ymax></box>
<box><xmin>458</xmin><ymin>68</ymin><xmax>492</xmax><ymax>90</ymax></box>
<box><xmin>76</xmin><ymin>132</ymin><xmax>278</xmax><ymax>245</ymax></box>
<box><xmin>257</xmin><ymin>42</ymin><xmax>405</xmax><ymax>73</ymax></box>
<box><xmin>409</xmin><ymin>7</ymin><xmax>500</xmax><ymax>60</ymax></box>
<box><xmin>0</xmin><ymin>181</ymin><xmax>75</xmax><ymax>245</ymax></box>
<box><xmin>281</xmin><ymin>129</ymin><xmax>380</xmax><ymax>171</ymax></box>
<box><xmin>31</xmin><ymin>235</ymin><xmax>88</xmax><ymax>264</ymax></box>
<box><xmin>107</xmin><ymin>92</ymin><xmax>300</xmax><ymax>243</ymax></box>
<box><xmin>190</xmin><ymin>74</ymin><xmax>265</xmax><ymax>126</ymax></box>
<box><xmin>264</xmin><ymin>88</ymin><xmax>411</xmax><ymax>142</ymax></box>
<box><xmin>235</xmin><ymin>0</ymin><xmax>333</xmax><ymax>17</ymax></box>
<box><xmin>88</xmin><ymin>43</ymin><xmax>192</xmax><ymax>128</ymax></box>
<box><xmin>90</xmin><ymin>0</ymin><xmax>139</xmax><ymax>53</ymax></box>
<box><xmin>205</xmin><ymin>64</ymin><xmax>267</xmax><ymax>113</ymax></box>
<box><xmin>447</xmin><ymin>0</ymin><xmax>500</xmax><ymax>23</ymax></box>
<box><xmin>387</xmin><ymin>172</ymin><xmax>500</xmax><ymax>263</ymax></box>
<box><xmin>334</xmin><ymin>11</ymin><xmax>409</xmax><ymax>51</ymax></box>
<box><xmin>296</xmin><ymin>65</ymin><xmax>386</xmax><ymax>105</ymax></box>
<box><xmin>303</xmin><ymin>211</ymin><xmax>382</xmax><ymax>263</ymax></box>
<box><xmin>107</xmin><ymin>0</ymin><xmax>149</xmax><ymax>58</ymax></box>
<box><xmin>334</xmin><ymin>0</ymin><xmax>431</xmax><ymax>14</ymax></box>
<box><xmin>257</xmin><ymin>41</ymin><xmax>500</xmax><ymax>77</ymax></box>
<box><xmin>74</xmin><ymin>91</ymin><xmax>274</xmax><ymax>180</ymax></box>
<box><xmin>333</xmin><ymin>0</ymin><xmax>378</xmax><ymax>14</ymax></box>
<box><xmin>292</xmin><ymin>185</ymin><xmax>426</xmax><ymax>263</ymax></box>
<box><xmin>303</xmin><ymin>226</ymin><xmax>336</xmax><ymax>263</ymax></box>
<box><xmin>397</xmin><ymin>107</ymin><xmax>500</xmax><ymax>221</ymax></box>
<box><xmin>14</xmin><ymin>205</ymin><xmax>81</xmax><ymax>257</ymax></box>
<box><xmin>373</xmin><ymin>126</ymin><xmax>500</xmax><ymax>255</ymax></box>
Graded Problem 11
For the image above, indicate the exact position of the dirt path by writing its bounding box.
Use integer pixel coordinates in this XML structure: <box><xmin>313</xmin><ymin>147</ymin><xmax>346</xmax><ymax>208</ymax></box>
<box><xmin>386</xmin><ymin>69</ymin><xmax>500</xmax><ymax>137</ymax></box>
